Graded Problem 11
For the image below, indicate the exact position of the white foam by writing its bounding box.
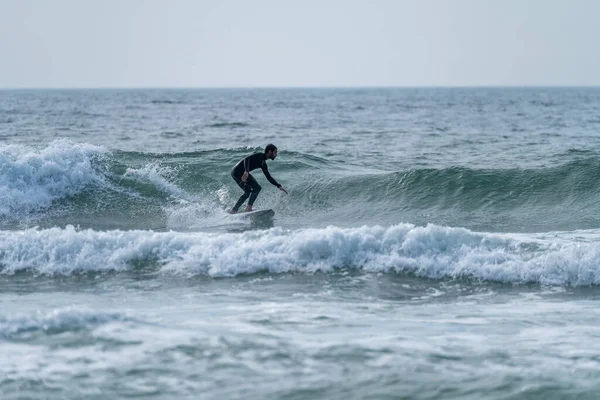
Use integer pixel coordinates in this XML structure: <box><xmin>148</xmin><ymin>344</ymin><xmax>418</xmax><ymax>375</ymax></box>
<box><xmin>164</xmin><ymin>201</ymin><xmax>231</xmax><ymax>230</ymax></box>
<box><xmin>124</xmin><ymin>162</ymin><xmax>189</xmax><ymax>200</ymax></box>
<box><xmin>0</xmin><ymin>306</ymin><xmax>130</xmax><ymax>338</ymax></box>
<box><xmin>123</xmin><ymin>163</ymin><xmax>233</xmax><ymax>229</ymax></box>
<box><xmin>0</xmin><ymin>140</ymin><xmax>107</xmax><ymax>216</ymax></box>
<box><xmin>2</xmin><ymin>223</ymin><xmax>600</xmax><ymax>285</ymax></box>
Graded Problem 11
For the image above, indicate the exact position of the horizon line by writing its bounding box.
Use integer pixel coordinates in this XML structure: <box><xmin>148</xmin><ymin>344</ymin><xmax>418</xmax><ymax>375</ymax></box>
<box><xmin>1</xmin><ymin>84</ymin><xmax>600</xmax><ymax>90</ymax></box>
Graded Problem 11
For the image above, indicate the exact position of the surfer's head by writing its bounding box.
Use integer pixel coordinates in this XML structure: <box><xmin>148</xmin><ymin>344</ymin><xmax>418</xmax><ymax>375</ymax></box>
<box><xmin>265</xmin><ymin>144</ymin><xmax>278</xmax><ymax>160</ymax></box>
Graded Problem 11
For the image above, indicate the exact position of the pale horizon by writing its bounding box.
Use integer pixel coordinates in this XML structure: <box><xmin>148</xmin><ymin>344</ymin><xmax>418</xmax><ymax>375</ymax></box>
<box><xmin>2</xmin><ymin>85</ymin><xmax>600</xmax><ymax>90</ymax></box>
<box><xmin>1</xmin><ymin>0</ymin><xmax>599</xmax><ymax>89</ymax></box>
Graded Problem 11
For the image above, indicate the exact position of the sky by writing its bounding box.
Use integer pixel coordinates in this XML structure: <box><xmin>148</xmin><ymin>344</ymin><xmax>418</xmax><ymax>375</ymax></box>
<box><xmin>0</xmin><ymin>0</ymin><xmax>599</xmax><ymax>88</ymax></box>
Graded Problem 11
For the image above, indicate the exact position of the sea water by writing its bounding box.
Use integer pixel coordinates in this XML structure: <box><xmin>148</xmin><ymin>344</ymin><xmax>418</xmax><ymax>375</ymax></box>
<box><xmin>1</xmin><ymin>88</ymin><xmax>600</xmax><ymax>399</ymax></box>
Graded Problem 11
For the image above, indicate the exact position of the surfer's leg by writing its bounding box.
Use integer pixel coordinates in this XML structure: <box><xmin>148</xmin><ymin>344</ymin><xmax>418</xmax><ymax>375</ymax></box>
<box><xmin>231</xmin><ymin>172</ymin><xmax>252</xmax><ymax>213</ymax></box>
<box><xmin>233</xmin><ymin>192</ymin><xmax>250</xmax><ymax>213</ymax></box>
<box><xmin>246</xmin><ymin>175</ymin><xmax>261</xmax><ymax>211</ymax></box>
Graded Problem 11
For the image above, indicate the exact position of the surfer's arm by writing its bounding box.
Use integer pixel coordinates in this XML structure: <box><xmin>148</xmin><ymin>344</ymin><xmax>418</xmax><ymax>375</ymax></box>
<box><xmin>261</xmin><ymin>164</ymin><xmax>281</xmax><ymax>188</ymax></box>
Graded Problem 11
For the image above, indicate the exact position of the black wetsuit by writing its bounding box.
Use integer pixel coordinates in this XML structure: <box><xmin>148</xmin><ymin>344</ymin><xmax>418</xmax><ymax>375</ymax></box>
<box><xmin>231</xmin><ymin>153</ymin><xmax>281</xmax><ymax>212</ymax></box>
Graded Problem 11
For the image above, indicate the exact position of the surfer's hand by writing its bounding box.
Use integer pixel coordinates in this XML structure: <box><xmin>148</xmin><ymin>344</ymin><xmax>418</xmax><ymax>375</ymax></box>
<box><xmin>241</xmin><ymin>172</ymin><xmax>248</xmax><ymax>182</ymax></box>
<box><xmin>279</xmin><ymin>186</ymin><xmax>288</xmax><ymax>194</ymax></box>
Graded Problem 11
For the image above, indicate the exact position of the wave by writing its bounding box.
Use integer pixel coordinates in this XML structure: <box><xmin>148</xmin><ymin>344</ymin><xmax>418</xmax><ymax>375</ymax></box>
<box><xmin>11</xmin><ymin>141</ymin><xmax>600</xmax><ymax>208</ymax></box>
<box><xmin>297</xmin><ymin>157</ymin><xmax>600</xmax><ymax>206</ymax></box>
<box><xmin>204</xmin><ymin>122</ymin><xmax>249</xmax><ymax>128</ymax></box>
<box><xmin>1</xmin><ymin>223</ymin><xmax>599</xmax><ymax>286</ymax></box>
<box><xmin>0</xmin><ymin>307</ymin><xmax>132</xmax><ymax>339</ymax></box>
<box><xmin>0</xmin><ymin>140</ymin><xmax>108</xmax><ymax>216</ymax></box>
<box><xmin>2</xmin><ymin>141</ymin><xmax>600</xmax><ymax>232</ymax></box>
<box><xmin>108</xmin><ymin>149</ymin><xmax>600</xmax><ymax>212</ymax></box>
<box><xmin>150</xmin><ymin>99</ymin><xmax>185</xmax><ymax>105</ymax></box>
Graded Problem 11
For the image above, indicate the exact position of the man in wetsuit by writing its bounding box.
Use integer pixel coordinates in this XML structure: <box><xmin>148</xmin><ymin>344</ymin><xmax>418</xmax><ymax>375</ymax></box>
<box><xmin>230</xmin><ymin>144</ymin><xmax>288</xmax><ymax>214</ymax></box>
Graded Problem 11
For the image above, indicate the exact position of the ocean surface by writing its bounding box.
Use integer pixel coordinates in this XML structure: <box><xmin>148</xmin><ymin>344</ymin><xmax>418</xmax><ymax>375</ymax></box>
<box><xmin>1</xmin><ymin>87</ymin><xmax>600</xmax><ymax>399</ymax></box>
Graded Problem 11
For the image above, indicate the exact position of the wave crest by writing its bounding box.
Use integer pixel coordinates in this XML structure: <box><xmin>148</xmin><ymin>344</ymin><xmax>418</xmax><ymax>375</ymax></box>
<box><xmin>1</xmin><ymin>224</ymin><xmax>599</xmax><ymax>286</ymax></box>
<box><xmin>0</xmin><ymin>140</ymin><xmax>107</xmax><ymax>216</ymax></box>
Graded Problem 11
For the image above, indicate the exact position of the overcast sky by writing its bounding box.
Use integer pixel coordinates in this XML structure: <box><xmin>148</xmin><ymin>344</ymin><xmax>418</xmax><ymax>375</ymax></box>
<box><xmin>0</xmin><ymin>0</ymin><xmax>598</xmax><ymax>88</ymax></box>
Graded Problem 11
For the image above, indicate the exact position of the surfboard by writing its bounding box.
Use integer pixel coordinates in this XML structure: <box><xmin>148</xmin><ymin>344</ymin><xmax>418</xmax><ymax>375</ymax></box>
<box><xmin>232</xmin><ymin>209</ymin><xmax>275</xmax><ymax>218</ymax></box>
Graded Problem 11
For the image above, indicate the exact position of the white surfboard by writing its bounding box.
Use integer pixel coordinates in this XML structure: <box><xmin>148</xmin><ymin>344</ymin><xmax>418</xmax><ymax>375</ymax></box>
<box><xmin>232</xmin><ymin>209</ymin><xmax>275</xmax><ymax>218</ymax></box>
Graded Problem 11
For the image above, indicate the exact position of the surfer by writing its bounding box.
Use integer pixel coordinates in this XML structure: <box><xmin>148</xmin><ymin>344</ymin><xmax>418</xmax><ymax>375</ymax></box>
<box><xmin>230</xmin><ymin>144</ymin><xmax>287</xmax><ymax>214</ymax></box>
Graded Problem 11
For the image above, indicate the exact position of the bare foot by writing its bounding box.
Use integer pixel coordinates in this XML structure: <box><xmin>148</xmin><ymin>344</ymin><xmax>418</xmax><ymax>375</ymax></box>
<box><xmin>244</xmin><ymin>206</ymin><xmax>253</xmax><ymax>212</ymax></box>
<box><xmin>229</xmin><ymin>209</ymin><xmax>237</xmax><ymax>214</ymax></box>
